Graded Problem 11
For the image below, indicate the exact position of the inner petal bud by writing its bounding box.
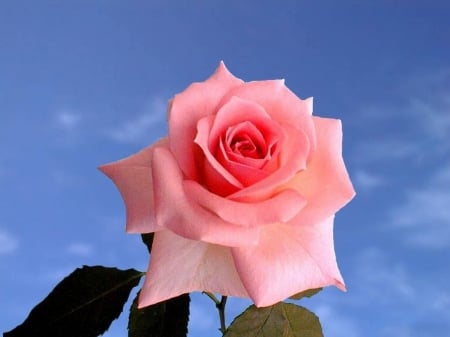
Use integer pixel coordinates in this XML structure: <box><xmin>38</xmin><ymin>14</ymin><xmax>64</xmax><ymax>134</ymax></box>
<box><xmin>226</xmin><ymin>121</ymin><xmax>266</xmax><ymax>159</ymax></box>
<box><xmin>195</xmin><ymin>96</ymin><xmax>287</xmax><ymax>192</ymax></box>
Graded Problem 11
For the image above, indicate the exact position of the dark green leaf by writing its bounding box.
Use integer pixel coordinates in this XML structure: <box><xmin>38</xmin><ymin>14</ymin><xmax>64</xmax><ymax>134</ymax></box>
<box><xmin>224</xmin><ymin>302</ymin><xmax>323</xmax><ymax>337</ymax></box>
<box><xmin>128</xmin><ymin>292</ymin><xmax>190</xmax><ymax>337</ymax></box>
<box><xmin>290</xmin><ymin>288</ymin><xmax>322</xmax><ymax>300</ymax></box>
<box><xmin>141</xmin><ymin>233</ymin><xmax>154</xmax><ymax>254</ymax></box>
<box><xmin>4</xmin><ymin>266</ymin><xmax>144</xmax><ymax>337</ymax></box>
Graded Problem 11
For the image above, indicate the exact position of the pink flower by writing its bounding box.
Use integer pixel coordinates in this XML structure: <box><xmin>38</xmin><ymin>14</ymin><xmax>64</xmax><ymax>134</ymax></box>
<box><xmin>100</xmin><ymin>62</ymin><xmax>355</xmax><ymax>308</ymax></box>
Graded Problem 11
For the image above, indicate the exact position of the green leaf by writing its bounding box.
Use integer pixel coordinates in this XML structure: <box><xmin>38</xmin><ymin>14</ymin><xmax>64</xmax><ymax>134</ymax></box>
<box><xmin>290</xmin><ymin>288</ymin><xmax>322</xmax><ymax>300</ymax></box>
<box><xmin>141</xmin><ymin>233</ymin><xmax>154</xmax><ymax>254</ymax></box>
<box><xmin>4</xmin><ymin>266</ymin><xmax>144</xmax><ymax>337</ymax></box>
<box><xmin>128</xmin><ymin>292</ymin><xmax>190</xmax><ymax>337</ymax></box>
<box><xmin>224</xmin><ymin>302</ymin><xmax>323</xmax><ymax>337</ymax></box>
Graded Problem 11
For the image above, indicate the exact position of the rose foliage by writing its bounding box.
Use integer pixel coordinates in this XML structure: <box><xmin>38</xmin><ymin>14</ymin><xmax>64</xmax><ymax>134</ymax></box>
<box><xmin>100</xmin><ymin>62</ymin><xmax>355</xmax><ymax>308</ymax></box>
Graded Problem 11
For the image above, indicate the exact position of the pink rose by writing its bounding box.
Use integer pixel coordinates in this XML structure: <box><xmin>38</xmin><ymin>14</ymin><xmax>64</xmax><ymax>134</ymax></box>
<box><xmin>100</xmin><ymin>62</ymin><xmax>355</xmax><ymax>307</ymax></box>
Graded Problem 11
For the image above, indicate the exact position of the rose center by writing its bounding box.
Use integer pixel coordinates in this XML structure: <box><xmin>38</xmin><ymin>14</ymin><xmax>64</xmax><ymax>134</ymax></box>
<box><xmin>230</xmin><ymin>135</ymin><xmax>264</xmax><ymax>159</ymax></box>
<box><xmin>225</xmin><ymin>121</ymin><xmax>267</xmax><ymax>160</ymax></box>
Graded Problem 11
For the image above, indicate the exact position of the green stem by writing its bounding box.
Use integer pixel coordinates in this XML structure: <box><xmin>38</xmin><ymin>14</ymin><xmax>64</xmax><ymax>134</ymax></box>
<box><xmin>203</xmin><ymin>291</ymin><xmax>220</xmax><ymax>305</ymax></box>
<box><xmin>203</xmin><ymin>293</ymin><xmax>228</xmax><ymax>335</ymax></box>
<box><xmin>217</xmin><ymin>296</ymin><xmax>228</xmax><ymax>335</ymax></box>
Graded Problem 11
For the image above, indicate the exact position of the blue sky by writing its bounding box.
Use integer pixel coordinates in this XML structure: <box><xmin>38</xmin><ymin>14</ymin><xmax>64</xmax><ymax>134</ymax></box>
<box><xmin>1</xmin><ymin>1</ymin><xmax>450</xmax><ymax>336</ymax></box>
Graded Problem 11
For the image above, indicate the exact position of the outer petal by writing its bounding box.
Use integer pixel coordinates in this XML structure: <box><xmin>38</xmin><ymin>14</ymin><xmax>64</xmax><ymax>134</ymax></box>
<box><xmin>169</xmin><ymin>62</ymin><xmax>244</xmax><ymax>181</ymax></box>
<box><xmin>184</xmin><ymin>180</ymin><xmax>306</xmax><ymax>227</ymax></box>
<box><xmin>139</xmin><ymin>229</ymin><xmax>249</xmax><ymax>308</ymax></box>
<box><xmin>282</xmin><ymin>117</ymin><xmax>356</xmax><ymax>227</ymax></box>
<box><xmin>231</xmin><ymin>216</ymin><xmax>345</xmax><ymax>307</ymax></box>
<box><xmin>152</xmin><ymin>146</ymin><xmax>261</xmax><ymax>247</ymax></box>
<box><xmin>98</xmin><ymin>138</ymin><xmax>168</xmax><ymax>233</ymax></box>
<box><xmin>221</xmin><ymin>80</ymin><xmax>316</xmax><ymax>156</ymax></box>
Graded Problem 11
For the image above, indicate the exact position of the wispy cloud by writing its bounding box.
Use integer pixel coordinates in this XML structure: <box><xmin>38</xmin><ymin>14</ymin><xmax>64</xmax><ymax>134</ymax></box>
<box><xmin>307</xmin><ymin>245</ymin><xmax>450</xmax><ymax>337</ymax></box>
<box><xmin>0</xmin><ymin>228</ymin><xmax>19</xmax><ymax>255</ymax></box>
<box><xmin>406</xmin><ymin>67</ymin><xmax>450</xmax><ymax>144</ymax></box>
<box><xmin>314</xmin><ymin>304</ymin><xmax>362</xmax><ymax>337</ymax></box>
<box><xmin>380</xmin><ymin>325</ymin><xmax>416</xmax><ymax>337</ymax></box>
<box><xmin>51</xmin><ymin>109</ymin><xmax>85</xmax><ymax>147</ymax></box>
<box><xmin>351</xmin><ymin>70</ymin><xmax>450</xmax><ymax>251</ymax></box>
<box><xmin>390</xmin><ymin>161</ymin><xmax>450</xmax><ymax>249</ymax></box>
<box><xmin>352</xmin><ymin>169</ymin><xmax>385</xmax><ymax>191</ymax></box>
<box><xmin>409</xmin><ymin>93</ymin><xmax>450</xmax><ymax>143</ymax></box>
<box><xmin>55</xmin><ymin>110</ymin><xmax>82</xmax><ymax>130</ymax></box>
<box><xmin>352</xmin><ymin>70</ymin><xmax>450</xmax><ymax>166</ymax></box>
<box><xmin>66</xmin><ymin>242</ymin><xmax>93</xmax><ymax>257</ymax></box>
<box><xmin>430</xmin><ymin>291</ymin><xmax>450</xmax><ymax>313</ymax></box>
<box><xmin>107</xmin><ymin>96</ymin><xmax>167</xmax><ymax>144</ymax></box>
<box><xmin>352</xmin><ymin>247</ymin><xmax>415</xmax><ymax>306</ymax></box>
<box><xmin>352</xmin><ymin>138</ymin><xmax>420</xmax><ymax>165</ymax></box>
<box><xmin>351</xmin><ymin>246</ymin><xmax>450</xmax><ymax>334</ymax></box>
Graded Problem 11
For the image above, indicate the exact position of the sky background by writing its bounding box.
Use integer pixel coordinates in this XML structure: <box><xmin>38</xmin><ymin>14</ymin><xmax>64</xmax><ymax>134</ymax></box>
<box><xmin>1</xmin><ymin>1</ymin><xmax>450</xmax><ymax>336</ymax></box>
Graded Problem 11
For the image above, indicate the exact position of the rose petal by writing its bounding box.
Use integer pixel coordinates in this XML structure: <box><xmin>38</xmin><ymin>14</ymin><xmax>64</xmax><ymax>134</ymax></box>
<box><xmin>216</xmin><ymin>156</ymin><xmax>270</xmax><ymax>187</ymax></box>
<box><xmin>139</xmin><ymin>229</ymin><xmax>249</xmax><ymax>308</ymax></box>
<box><xmin>202</xmin><ymin>153</ymin><xmax>241</xmax><ymax>196</ymax></box>
<box><xmin>98</xmin><ymin>138</ymin><xmax>168</xmax><ymax>233</ymax></box>
<box><xmin>281</xmin><ymin>117</ymin><xmax>356</xmax><ymax>227</ymax></box>
<box><xmin>221</xmin><ymin>79</ymin><xmax>316</xmax><ymax>156</ymax></box>
<box><xmin>207</xmin><ymin>96</ymin><xmax>274</xmax><ymax>150</ymax></box>
<box><xmin>169</xmin><ymin>62</ymin><xmax>244</xmax><ymax>181</ymax></box>
<box><xmin>219</xmin><ymin>123</ymin><xmax>273</xmax><ymax>186</ymax></box>
<box><xmin>196</xmin><ymin>115</ymin><xmax>243</xmax><ymax>191</ymax></box>
<box><xmin>152</xmin><ymin>146</ymin><xmax>261</xmax><ymax>247</ymax></box>
<box><xmin>218</xmin><ymin>121</ymin><xmax>283</xmax><ymax>186</ymax></box>
<box><xmin>231</xmin><ymin>216</ymin><xmax>345</xmax><ymax>307</ymax></box>
<box><xmin>184</xmin><ymin>180</ymin><xmax>306</xmax><ymax>227</ymax></box>
<box><xmin>224</xmin><ymin>122</ymin><xmax>267</xmax><ymax>161</ymax></box>
<box><xmin>194</xmin><ymin>96</ymin><xmax>284</xmax><ymax>193</ymax></box>
<box><xmin>229</xmin><ymin>123</ymin><xmax>310</xmax><ymax>202</ymax></box>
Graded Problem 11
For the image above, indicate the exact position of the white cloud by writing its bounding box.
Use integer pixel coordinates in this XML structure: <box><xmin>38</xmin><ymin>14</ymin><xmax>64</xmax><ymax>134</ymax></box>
<box><xmin>380</xmin><ymin>325</ymin><xmax>415</xmax><ymax>337</ymax></box>
<box><xmin>351</xmin><ymin>70</ymin><xmax>450</xmax><ymax>250</ymax></box>
<box><xmin>353</xmin><ymin>247</ymin><xmax>415</xmax><ymax>305</ymax></box>
<box><xmin>353</xmin><ymin>138</ymin><xmax>419</xmax><ymax>164</ymax></box>
<box><xmin>350</xmin><ymin>246</ymin><xmax>450</xmax><ymax>335</ymax></box>
<box><xmin>107</xmin><ymin>96</ymin><xmax>167</xmax><ymax>144</ymax></box>
<box><xmin>52</xmin><ymin>109</ymin><xmax>85</xmax><ymax>147</ymax></box>
<box><xmin>353</xmin><ymin>71</ymin><xmax>450</xmax><ymax>166</ymax></box>
<box><xmin>311</xmin><ymin>246</ymin><xmax>450</xmax><ymax>337</ymax></box>
<box><xmin>0</xmin><ymin>228</ymin><xmax>19</xmax><ymax>255</ymax></box>
<box><xmin>429</xmin><ymin>291</ymin><xmax>450</xmax><ymax>313</ymax></box>
<box><xmin>409</xmin><ymin>94</ymin><xmax>450</xmax><ymax>143</ymax></box>
<box><xmin>352</xmin><ymin>169</ymin><xmax>385</xmax><ymax>191</ymax></box>
<box><xmin>406</xmin><ymin>68</ymin><xmax>450</xmax><ymax>144</ymax></box>
<box><xmin>390</xmin><ymin>161</ymin><xmax>450</xmax><ymax>249</ymax></box>
<box><xmin>314</xmin><ymin>305</ymin><xmax>362</xmax><ymax>337</ymax></box>
<box><xmin>66</xmin><ymin>242</ymin><xmax>93</xmax><ymax>257</ymax></box>
<box><xmin>55</xmin><ymin>110</ymin><xmax>82</xmax><ymax>130</ymax></box>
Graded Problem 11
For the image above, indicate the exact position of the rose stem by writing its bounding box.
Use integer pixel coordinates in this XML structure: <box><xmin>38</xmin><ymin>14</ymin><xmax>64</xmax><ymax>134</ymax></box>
<box><xmin>202</xmin><ymin>292</ymin><xmax>228</xmax><ymax>335</ymax></box>
<box><xmin>217</xmin><ymin>296</ymin><xmax>228</xmax><ymax>335</ymax></box>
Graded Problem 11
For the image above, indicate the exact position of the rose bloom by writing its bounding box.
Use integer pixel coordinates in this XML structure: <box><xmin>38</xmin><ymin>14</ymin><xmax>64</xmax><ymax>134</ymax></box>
<box><xmin>100</xmin><ymin>62</ymin><xmax>355</xmax><ymax>308</ymax></box>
